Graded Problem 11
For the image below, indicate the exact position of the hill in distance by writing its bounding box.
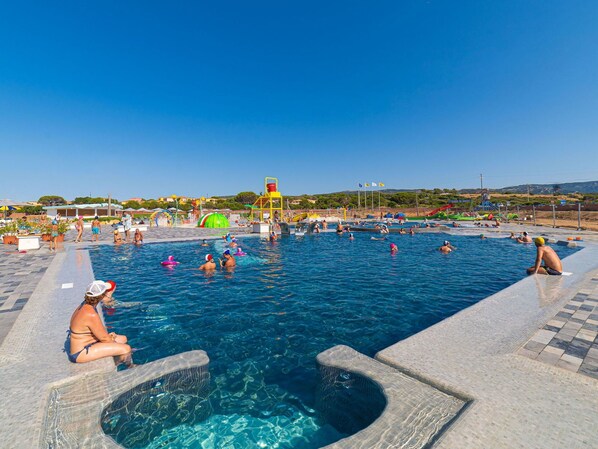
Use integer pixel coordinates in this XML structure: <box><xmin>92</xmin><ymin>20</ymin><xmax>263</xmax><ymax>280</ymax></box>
<box><xmin>336</xmin><ymin>180</ymin><xmax>598</xmax><ymax>195</ymax></box>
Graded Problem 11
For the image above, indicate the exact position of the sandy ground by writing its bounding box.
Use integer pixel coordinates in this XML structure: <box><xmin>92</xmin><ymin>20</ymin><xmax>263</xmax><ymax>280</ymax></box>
<box><xmin>530</xmin><ymin>211</ymin><xmax>598</xmax><ymax>231</ymax></box>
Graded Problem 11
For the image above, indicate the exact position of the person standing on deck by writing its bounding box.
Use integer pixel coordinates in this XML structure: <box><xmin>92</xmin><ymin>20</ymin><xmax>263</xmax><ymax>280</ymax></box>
<box><xmin>75</xmin><ymin>216</ymin><xmax>84</xmax><ymax>242</ymax></box>
<box><xmin>123</xmin><ymin>213</ymin><xmax>132</xmax><ymax>242</ymax></box>
<box><xmin>91</xmin><ymin>216</ymin><xmax>101</xmax><ymax>242</ymax></box>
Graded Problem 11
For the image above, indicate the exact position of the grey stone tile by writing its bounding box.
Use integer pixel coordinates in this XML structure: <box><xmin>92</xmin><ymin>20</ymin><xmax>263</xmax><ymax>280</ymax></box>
<box><xmin>548</xmin><ymin>338</ymin><xmax>570</xmax><ymax>351</ymax></box>
<box><xmin>537</xmin><ymin>351</ymin><xmax>561</xmax><ymax>365</ymax></box>
<box><xmin>578</xmin><ymin>364</ymin><xmax>598</xmax><ymax>379</ymax></box>
<box><xmin>524</xmin><ymin>341</ymin><xmax>546</xmax><ymax>353</ymax></box>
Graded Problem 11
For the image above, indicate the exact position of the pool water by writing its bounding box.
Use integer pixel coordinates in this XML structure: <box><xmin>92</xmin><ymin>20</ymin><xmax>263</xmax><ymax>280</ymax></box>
<box><xmin>91</xmin><ymin>233</ymin><xmax>577</xmax><ymax>448</ymax></box>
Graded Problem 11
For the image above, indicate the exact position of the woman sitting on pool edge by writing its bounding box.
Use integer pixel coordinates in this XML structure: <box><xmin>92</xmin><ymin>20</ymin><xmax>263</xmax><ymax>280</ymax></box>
<box><xmin>67</xmin><ymin>280</ymin><xmax>131</xmax><ymax>364</ymax></box>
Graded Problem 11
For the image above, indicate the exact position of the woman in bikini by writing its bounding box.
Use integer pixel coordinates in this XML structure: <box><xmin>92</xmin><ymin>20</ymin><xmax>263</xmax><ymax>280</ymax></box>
<box><xmin>68</xmin><ymin>280</ymin><xmax>131</xmax><ymax>364</ymax></box>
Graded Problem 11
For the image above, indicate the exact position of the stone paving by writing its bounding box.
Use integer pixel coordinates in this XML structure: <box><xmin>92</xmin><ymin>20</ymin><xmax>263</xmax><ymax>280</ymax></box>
<box><xmin>519</xmin><ymin>275</ymin><xmax>598</xmax><ymax>379</ymax></box>
<box><xmin>0</xmin><ymin>245</ymin><xmax>55</xmax><ymax>345</ymax></box>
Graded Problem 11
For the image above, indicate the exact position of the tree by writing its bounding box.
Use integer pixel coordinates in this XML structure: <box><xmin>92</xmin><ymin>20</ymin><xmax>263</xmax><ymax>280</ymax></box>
<box><xmin>73</xmin><ymin>196</ymin><xmax>114</xmax><ymax>204</ymax></box>
<box><xmin>234</xmin><ymin>191</ymin><xmax>259</xmax><ymax>205</ymax></box>
<box><xmin>21</xmin><ymin>205</ymin><xmax>44</xmax><ymax>214</ymax></box>
<box><xmin>123</xmin><ymin>200</ymin><xmax>142</xmax><ymax>209</ymax></box>
<box><xmin>38</xmin><ymin>195</ymin><xmax>66</xmax><ymax>206</ymax></box>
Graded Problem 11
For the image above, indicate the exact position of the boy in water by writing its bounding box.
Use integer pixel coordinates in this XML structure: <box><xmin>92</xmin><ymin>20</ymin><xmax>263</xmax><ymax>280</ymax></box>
<box><xmin>200</xmin><ymin>254</ymin><xmax>216</xmax><ymax>270</ymax></box>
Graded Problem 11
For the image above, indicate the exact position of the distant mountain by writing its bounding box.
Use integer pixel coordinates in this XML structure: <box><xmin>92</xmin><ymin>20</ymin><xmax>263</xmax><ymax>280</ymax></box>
<box><xmin>321</xmin><ymin>181</ymin><xmax>598</xmax><ymax>196</ymax></box>
<box><xmin>490</xmin><ymin>181</ymin><xmax>598</xmax><ymax>194</ymax></box>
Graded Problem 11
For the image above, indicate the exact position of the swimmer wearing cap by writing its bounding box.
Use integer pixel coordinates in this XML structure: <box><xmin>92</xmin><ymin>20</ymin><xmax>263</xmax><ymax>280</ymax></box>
<box><xmin>439</xmin><ymin>240</ymin><xmax>453</xmax><ymax>253</ymax></box>
<box><xmin>220</xmin><ymin>249</ymin><xmax>236</xmax><ymax>268</ymax></box>
<box><xmin>527</xmin><ymin>237</ymin><xmax>563</xmax><ymax>275</ymax></box>
<box><xmin>199</xmin><ymin>254</ymin><xmax>216</xmax><ymax>271</ymax></box>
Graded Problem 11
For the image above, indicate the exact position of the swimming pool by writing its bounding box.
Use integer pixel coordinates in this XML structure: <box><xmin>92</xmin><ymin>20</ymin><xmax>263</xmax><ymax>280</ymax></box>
<box><xmin>91</xmin><ymin>233</ymin><xmax>577</xmax><ymax>448</ymax></box>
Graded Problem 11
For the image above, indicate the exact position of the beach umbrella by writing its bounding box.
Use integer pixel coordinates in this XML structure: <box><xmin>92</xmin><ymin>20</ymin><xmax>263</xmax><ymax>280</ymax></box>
<box><xmin>0</xmin><ymin>199</ymin><xmax>25</xmax><ymax>220</ymax></box>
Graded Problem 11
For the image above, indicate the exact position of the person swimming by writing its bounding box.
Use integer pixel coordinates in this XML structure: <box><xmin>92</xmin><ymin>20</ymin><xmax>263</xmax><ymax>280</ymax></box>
<box><xmin>234</xmin><ymin>247</ymin><xmax>247</xmax><ymax>256</ymax></box>
<box><xmin>220</xmin><ymin>249</ymin><xmax>236</xmax><ymax>268</ymax></box>
<box><xmin>199</xmin><ymin>254</ymin><xmax>216</xmax><ymax>270</ymax></box>
<box><xmin>113</xmin><ymin>229</ymin><xmax>124</xmax><ymax>245</ymax></box>
<box><xmin>517</xmin><ymin>232</ymin><xmax>532</xmax><ymax>244</ymax></box>
<box><xmin>348</xmin><ymin>233</ymin><xmax>355</xmax><ymax>240</ymax></box>
<box><xmin>390</xmin><ymin>243</ymin><xmax>398</xmax><ymax>253</ymax></box>
<box><xmin>161</xmin><ymin>255</ymin><xmax>179</xmax><ymax>266</ymax></box>
<box><xmin>439</xmin><ymin>240</ymin><xmax>453</xmax><ymax>253</ymax></box>
<box><xmin>201</xmin><ymin>239</ymin><xmax>209</xmax><ymax>246</ymax></box>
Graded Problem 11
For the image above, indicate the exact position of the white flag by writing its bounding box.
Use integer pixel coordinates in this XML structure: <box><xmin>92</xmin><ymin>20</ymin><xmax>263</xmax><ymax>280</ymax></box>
<box><xmin>371</xmin><ymin>182</ymin><xmax>377</xmax><ymax>187</ymax></box>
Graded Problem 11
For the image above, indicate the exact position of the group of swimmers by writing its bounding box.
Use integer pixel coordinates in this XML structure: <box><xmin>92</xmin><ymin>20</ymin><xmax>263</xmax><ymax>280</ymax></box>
<box><xmin>114</xmin><ymin>228</ymin><xmax>143</xmax><ymax>245</ymax></box>
<box><xmin>199</xmin><ymin>249</ymin><xmax>237</xmax><ymax>270</ymax></box>
<box><xmin>435</xmin><ymin>233</ymin><xmax>562</xmax><ymax>275</ymax></box>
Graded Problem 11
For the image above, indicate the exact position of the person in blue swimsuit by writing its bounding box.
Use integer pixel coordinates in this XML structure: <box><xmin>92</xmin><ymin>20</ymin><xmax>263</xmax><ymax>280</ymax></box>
<box><xmin>67</xmin><ymin>280</ymin><xmax>131</xmax><ymax>364</ymax></box>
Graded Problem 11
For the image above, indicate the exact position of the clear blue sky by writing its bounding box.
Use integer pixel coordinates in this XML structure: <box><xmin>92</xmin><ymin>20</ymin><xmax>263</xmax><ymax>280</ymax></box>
<box><xmin>2</xmin><ymin>1</ymin><xmax>598</xmax><ymax>201</ymax></box>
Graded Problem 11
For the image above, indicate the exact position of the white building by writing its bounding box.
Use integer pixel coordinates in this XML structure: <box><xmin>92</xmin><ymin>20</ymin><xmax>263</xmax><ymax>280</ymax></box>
<box><xmin>43</xmin><ymin>203</ymin><xmax>124</xmax><ymax>219</ymax></box>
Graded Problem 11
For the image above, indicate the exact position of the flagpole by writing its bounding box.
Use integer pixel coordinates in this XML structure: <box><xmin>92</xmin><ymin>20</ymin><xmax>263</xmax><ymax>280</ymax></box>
<box><xmin>358</xmin><ymin>186</ymin><xmax>360</xmax><ymax>211</ymax></box>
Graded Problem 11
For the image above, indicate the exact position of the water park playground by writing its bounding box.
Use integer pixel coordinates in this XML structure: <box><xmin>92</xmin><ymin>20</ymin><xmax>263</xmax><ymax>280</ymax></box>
<box><xmin>1</xmin><ymin>186</ymin><xmax>598</xmax><ymax>447</ymax></box>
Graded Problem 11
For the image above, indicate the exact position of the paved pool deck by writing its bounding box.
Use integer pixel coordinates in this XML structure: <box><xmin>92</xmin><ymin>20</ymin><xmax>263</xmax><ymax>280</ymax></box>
<box><xmin>0</xmin><ymin>223</ymin><xmax>597</xmax><ymax>448</ymax></box>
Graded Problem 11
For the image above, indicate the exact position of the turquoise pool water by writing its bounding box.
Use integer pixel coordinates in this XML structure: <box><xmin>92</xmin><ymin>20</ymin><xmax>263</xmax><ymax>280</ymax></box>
<box><xmin>91</xmin><ymin>233</ymin><xmax>577</xmax><ymax>448</ymax></box>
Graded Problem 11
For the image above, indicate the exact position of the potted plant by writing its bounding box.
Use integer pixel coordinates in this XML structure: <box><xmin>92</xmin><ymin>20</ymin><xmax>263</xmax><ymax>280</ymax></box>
<box><xmin>40</xmin><ymin>220</ymin><xmax>69</xmax><ymax>242</ymax></box>
<box><xmin>0</xmin><ymin>221</ymin><xmax>18</xmax><ymax>244</ymax></box>
<box><xmin>56</xmin><ymin>221</ymin><xmax>70</xmax><ymax>241</ymax></box>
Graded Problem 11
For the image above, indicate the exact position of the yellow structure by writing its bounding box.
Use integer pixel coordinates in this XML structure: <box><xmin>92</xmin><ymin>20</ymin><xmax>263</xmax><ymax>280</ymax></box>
<box><xmin>251</xmin><ymin>177</ymin><xmax>284</xmax><ymax>222</ymax></box>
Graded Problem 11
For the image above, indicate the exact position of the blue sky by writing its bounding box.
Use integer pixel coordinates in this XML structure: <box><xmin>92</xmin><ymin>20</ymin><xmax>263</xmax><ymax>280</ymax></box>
<box><xmin>1</xmin><ymin>1</ymin><xmax>598</xmax><ymax>200</ymax></box>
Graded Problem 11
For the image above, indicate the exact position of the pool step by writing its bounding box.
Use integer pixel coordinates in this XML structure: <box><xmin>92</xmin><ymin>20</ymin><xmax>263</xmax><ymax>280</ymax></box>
<box><xmin>317</xmin><ymin>345</ymin><xmax>468</xmax><ymax>449</ymax></box>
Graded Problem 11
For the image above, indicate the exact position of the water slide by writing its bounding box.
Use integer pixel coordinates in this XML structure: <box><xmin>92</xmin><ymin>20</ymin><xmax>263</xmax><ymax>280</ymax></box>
<box><xmin>426</xmin><ymin>204</ymin><xmax>453</xmax><ymax>217</ymax></box>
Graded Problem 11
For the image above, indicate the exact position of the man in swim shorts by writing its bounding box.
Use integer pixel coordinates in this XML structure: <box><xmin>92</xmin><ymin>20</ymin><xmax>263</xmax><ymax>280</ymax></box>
<box><xmin>527</xmin><ymin>237</ymin><xmax>562</xmax><ymax>275</ymax></box>
<box><xmin>91</xmin><ymin>216</ymin><xmax>101</xmax><ymax>242</ymax></box>
<box><xmin>200</xmin><ymin>254</ymin><xmax>216</xmax><ymax>271</ymax></box>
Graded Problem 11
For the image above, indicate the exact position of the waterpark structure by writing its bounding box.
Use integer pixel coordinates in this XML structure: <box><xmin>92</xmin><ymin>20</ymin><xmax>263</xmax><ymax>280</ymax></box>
<box><xmin>250</xmin><ymin>177</ymin><xmax>284</xmax><ymax>223</ymax></box>
<box><xmin>197</xmin><ymin>212</ymin><xmax>230</xmax><ymax>228</ymax></box>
